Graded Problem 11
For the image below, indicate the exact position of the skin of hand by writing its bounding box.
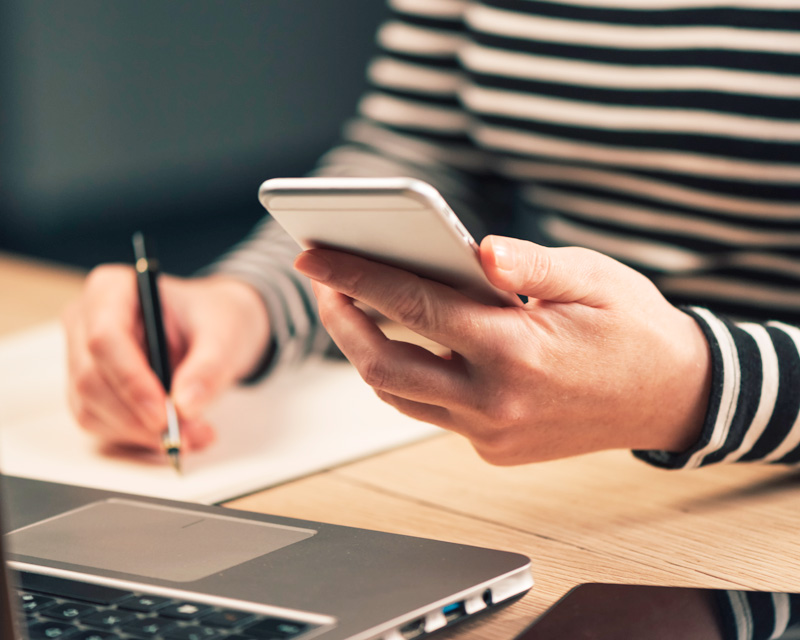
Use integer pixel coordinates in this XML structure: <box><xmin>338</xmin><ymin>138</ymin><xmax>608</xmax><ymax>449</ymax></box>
<box><xmin>61</xmin><ymin>265</ymin><xmax>270</xmax><ymax>452</ymax></box>
<box><xmin>294</xmin><ymin>235</ymin><xmax>712</xmax><ymax>465</ymax></box>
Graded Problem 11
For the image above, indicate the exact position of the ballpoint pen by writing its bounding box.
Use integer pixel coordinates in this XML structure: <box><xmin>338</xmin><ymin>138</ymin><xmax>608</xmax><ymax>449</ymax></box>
<box><xmin>132</xmin><ymin>232</ymin><xmax>182</xmax><ymax>474</ymax></box>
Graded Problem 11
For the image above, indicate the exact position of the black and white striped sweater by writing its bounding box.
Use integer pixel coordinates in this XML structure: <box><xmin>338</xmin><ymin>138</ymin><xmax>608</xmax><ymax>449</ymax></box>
<box><xmin>214</xmin><ymin>0</ymin><xmax>800</xmax><ymax>477</ymax></box>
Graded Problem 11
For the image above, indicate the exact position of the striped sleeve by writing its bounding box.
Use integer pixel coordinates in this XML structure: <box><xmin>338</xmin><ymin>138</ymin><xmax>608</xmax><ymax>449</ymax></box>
<box><xmin>203</xmin><ymin>216</ymin><xmax>332</xmax><ymax>379</ymax></box>
<box><xmin>210</xmin><ymin>0</ymin><xmax>800</xmax><ymax>465</ymax></box>
<box><xmin>462</xmin><ymin>0</ymin><xmax>800</xmax><ymax>324</ymax></box>
<box><xmin>715</xmin><ymin>590</ymin><xmax>800</xmax><ymax>640</ymax></box>
<box><xmin>316</xmin><ymin>0</ymin><xmax>511</xmax><ymax>238</ymax></box>
<box><xmin>634</xmin><ymin>308</ymin><xmax>800</xmax><ymax>469</ymax></box>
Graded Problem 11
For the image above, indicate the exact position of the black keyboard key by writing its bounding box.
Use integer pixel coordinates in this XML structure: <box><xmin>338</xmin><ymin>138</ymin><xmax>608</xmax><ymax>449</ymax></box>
<box><xmin>41</xmin><ymin>602</ymin><xmax>98</xmax><ymax>621</ymax></box>
<box><xmin>164</xmin><ymin>626</ymin><xmax>221</xmax><ymax>640</ymax></box>
<box><xmin>158</xmin><ymin>602</ymin><xmax>214</xmax><ymax>620</ymax></box>
<box><xmin>26</xmin><ymin>621</ymin><xmax>79</xmax><ymax>640</ymax></box>
<box><xmin>202</xmin><ymin>611</ymin><xmax>257</xmax><ymax>628</ymax></box>
<box><xmin>19</xmin><ymin>593</ymin><xmax>56</xmax><ymax>613</ymax></box>
<box><xmin>81</xmin><ymin>611</ymin><xmax>137</xmax><ymax>628</ymax></box>
<box><xmin>117</xmin><ymin>595</ymin><xmax>172</xmax><ymax>613</ymax></box>
<box><xmin>120</xmin><ymin>617</ymin><xmax>178</xmax><ymax>637</ymax></box>
<box><xmin>18</xmin><ymin>573</ymin><xmax>132</xmax><ymax>605</ymax></box>
<box><xmin>73</xmin><ymin>632</ymin><xmax>122</xmax><ymax>640</ymax></box>
<box><xmin>244</xmin><ymin>618</ymin><xmax>310</xmax><ymax>639</ymax></box>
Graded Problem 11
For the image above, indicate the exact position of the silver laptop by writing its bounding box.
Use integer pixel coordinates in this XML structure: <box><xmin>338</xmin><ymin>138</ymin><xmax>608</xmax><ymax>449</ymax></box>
<box><xmin>0</xmin><ymin>470</ymin><xmax>532</xmax><ymax>640</ymax></box>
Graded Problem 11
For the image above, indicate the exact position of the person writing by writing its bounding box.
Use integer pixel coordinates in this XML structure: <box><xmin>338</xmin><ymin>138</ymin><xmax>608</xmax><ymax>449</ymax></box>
<box><xmin>60</xmin><ymin>4</ymin><xmax>800</xmax><ymax>636</ymax></box>
<box><xmin>63</xmin><ymin>1</ymin><xmax>800</xmax><ymax>470</ymax></box>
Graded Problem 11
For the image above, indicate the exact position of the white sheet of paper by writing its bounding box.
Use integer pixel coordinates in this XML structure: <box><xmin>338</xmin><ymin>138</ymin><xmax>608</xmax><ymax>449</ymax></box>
<box><xmin>0</xmin><ymin>323</ymin><xmax>441</xmax><ymax>504</ymax></box>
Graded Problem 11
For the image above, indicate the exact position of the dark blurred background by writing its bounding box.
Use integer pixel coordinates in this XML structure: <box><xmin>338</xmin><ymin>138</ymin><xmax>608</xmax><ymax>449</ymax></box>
<box><xmin>0</xmin><ymin>0</ymin><xmax>388</xmax><ymax>275</ymax></box>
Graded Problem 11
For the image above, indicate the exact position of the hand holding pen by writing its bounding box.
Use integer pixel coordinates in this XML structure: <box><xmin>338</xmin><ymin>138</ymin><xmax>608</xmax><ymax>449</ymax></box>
<box><xmin>132</xmin><ymin>232</ymin><xmax>183</xmax><ymax>473</ymax></box>
<box><xmin>60</xmin><ymin>236</ymin><xmax>271</xmax><ymax>457</ymax></box>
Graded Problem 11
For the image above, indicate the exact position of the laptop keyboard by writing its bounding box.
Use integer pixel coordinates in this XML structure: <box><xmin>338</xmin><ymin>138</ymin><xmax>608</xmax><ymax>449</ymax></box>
<box><xmin>14</xmin><ymin>571</ymin><xmax>317</xmax><ymax>640</ymax></box>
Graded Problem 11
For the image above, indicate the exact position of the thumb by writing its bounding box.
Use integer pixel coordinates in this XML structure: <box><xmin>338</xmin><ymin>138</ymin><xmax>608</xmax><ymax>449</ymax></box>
<box><xmin>481</xmin><ymin>235</ymin><xmax>620</xmax><ymax>305</ymax></box>
<box><xmin>171</xmin><ymin>330</ymin><xmax>238</xmax><ymax>420</ymax></box>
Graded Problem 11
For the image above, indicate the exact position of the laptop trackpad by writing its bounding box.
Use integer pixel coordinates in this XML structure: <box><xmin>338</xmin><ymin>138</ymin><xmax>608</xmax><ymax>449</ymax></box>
<box><xmin>6</xmin><ymin>498</ymin><xmax>316</xmax><ymax>583</ymax></box>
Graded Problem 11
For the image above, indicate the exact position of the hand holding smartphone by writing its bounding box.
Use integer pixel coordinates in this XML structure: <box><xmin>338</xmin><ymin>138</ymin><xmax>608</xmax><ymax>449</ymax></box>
<box><xmin>258</xmin><ymin>177</ymin><xmax>522</xmax><ymax>307</ymax></box>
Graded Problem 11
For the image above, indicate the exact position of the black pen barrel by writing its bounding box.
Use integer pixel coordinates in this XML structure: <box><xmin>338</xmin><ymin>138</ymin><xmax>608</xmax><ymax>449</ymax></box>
<box><xmin>132</xmin><ymin>232</ymin><xmax>172</xmax><ymax>393</ymax></box>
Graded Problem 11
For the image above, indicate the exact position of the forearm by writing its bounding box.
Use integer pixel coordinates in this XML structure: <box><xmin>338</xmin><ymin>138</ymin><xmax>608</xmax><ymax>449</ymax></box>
<box><xmin>208</xmin><ymin>217</ymin><xmax>333</xmax><ymax>379</ymax></box>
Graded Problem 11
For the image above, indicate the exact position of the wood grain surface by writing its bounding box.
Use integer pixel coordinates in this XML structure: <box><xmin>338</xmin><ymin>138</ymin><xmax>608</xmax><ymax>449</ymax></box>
<box><xmin>5</xmin><ymin>252</ymin><xmax>799</xmax><ymax>640</ymax></box>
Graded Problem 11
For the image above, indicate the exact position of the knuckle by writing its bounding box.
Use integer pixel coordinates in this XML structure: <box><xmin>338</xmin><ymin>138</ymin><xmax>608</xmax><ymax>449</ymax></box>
<box><xmin>373</xmin><ymin>388</ymin><xmax>397</xmax><ymax>408</ymax></box>
<box><xmin>472</xmin><ymin>430</ymin><xmax>519</xmax><ymax>466</ymax></box>
<box><xmin>391</xmin><ymin>286</ymin><xmax>433</xmax><ymax>331</ymax></box>
<box><xmin>337</xmin><ymin>267</ymin><xmax>367</xmax><ymax>298</ymax></box>
<box><xmin>86</xmin><ymin>326</ymin><xmax>114</xmax><ymax>359</ymax></box>
<box><xmin>69</xmin><ymin>397</ymin><xmax>94</xmax><ymax>431</ymax></box>
<box><xmin>474</xmin><ymin>387</ymin><xmax>516</xmax><ymax>422</ymax></box>
<box><xmin>521</xmin><ymin>249</ymin><xmax>552</xmax><ymax>290</ymax></box>
<box><xmin>67</xmin><ymin>395</ymin><xmax>101</xmax><ymax>436</ymax></box>
<box><xmin>492</xmin><ymin>397</ymin><xmax>527</xmax><ymax>427</ymax></box>
<box><xmin>115</xmin><ymin>366</ymin><xmax>152</xmax><ymax>404</ymax></box>
<box><xmin>470</xmin><ymin>399</ymin><xmax>529</xmax><ymax>465</ymax></box>
<box><xmin>360</xmin><ymin>353</ymin><xmax>391</xmax><ymax>390</ymax></box>
<box><xmin>73</xmin><ymin>406</ymin><xmax>96</xmax><ymax>431</ymax></box>
<box><xmin>73</xmin><ymin>366</ymin><xmax>101</xmax><ymax>399</ymax></box>
<box><xmin>473</xmin><ymin>445</ymin><xmax>503</xmax><ymax>466</ymax></box>
<box><xmin>84</xmin><ymin>263</ymin><xmax>129</xmax><ymax>289</ymax></box>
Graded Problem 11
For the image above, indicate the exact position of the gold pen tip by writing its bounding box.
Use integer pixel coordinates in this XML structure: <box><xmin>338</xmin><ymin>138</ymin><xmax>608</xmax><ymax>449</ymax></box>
<box><xmin>166</xmin><ymin>449</ymin><xmax>182</xmax><ymax>475</ymax></box>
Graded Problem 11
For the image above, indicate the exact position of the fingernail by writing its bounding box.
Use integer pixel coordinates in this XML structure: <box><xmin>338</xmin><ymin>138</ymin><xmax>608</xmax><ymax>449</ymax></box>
<box><xmin>491</xmin><ymin>237</ymin><xmax>516</xmax><ymax>272</ymax></box>
<box><xmin>295</xmin><ymin>252</ymin><xmax>332</xmax><ymax>282</ymax></box>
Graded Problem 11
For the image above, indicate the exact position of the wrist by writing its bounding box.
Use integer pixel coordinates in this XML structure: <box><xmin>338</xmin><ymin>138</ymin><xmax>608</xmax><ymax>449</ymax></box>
<box><xmin>203</xmin><ymin>275</ymin><xmax>272</xmax><ymax>382</ymax></box>
<box><xmin>653</xmin><ymin>308</ymin><xmax>713</xmax><ymax>453</ymax></box>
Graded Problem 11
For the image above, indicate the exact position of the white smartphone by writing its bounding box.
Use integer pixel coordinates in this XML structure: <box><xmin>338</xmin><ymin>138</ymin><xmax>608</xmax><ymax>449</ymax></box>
<box><xmin>258</xmin><ymin>177</ymin><xmax>523</xmax><ymax>307</ymax></box>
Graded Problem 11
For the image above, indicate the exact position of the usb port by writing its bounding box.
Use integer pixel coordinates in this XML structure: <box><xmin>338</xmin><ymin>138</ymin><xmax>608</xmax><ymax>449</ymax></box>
<box><xmin>399</xmin><ymin>617</ymin><xmax>426</xmax><ymax>639</ymax></box>
<box><xmin>442</xmin><ymin>601</ymin><xmax>467</xmax><ymax>623</ymax></box>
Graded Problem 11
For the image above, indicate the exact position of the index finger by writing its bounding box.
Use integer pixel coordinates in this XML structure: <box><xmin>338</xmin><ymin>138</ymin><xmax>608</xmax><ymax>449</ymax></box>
<box><xmin>81</xmin><ymin>269</ymin><xmax>167</xmax><ymax>430</ymax></box>
<box><xmin>295</xmin><ymin>249</ymin><xmax>503</xmax><ymax>356</ymax></box>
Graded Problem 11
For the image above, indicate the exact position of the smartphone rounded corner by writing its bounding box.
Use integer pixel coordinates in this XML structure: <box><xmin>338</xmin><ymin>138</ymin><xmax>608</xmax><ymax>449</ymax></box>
<box><xmin>258</xmin><ymin>177</ymin><xmax>284</xmax><ymax>211</ymax></box>
<box><xmin>400</xmin><ymin>178</ymin><xmax>449</xmax><ymax>210</ymax></box>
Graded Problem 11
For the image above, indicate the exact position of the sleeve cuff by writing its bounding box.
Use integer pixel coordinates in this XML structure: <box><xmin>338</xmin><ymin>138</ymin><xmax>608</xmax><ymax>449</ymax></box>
<box><xmin>633</xmin><ymin>306</ymin><xmax>730</xmax><ymax>470</ymax></box>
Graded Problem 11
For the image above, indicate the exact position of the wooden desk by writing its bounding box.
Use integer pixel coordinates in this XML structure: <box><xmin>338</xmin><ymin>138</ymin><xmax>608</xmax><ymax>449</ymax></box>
<box><xmin>4</xmin><ymin>251</ymin><xmax>800</xmax><ymax>639</ymax></box>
